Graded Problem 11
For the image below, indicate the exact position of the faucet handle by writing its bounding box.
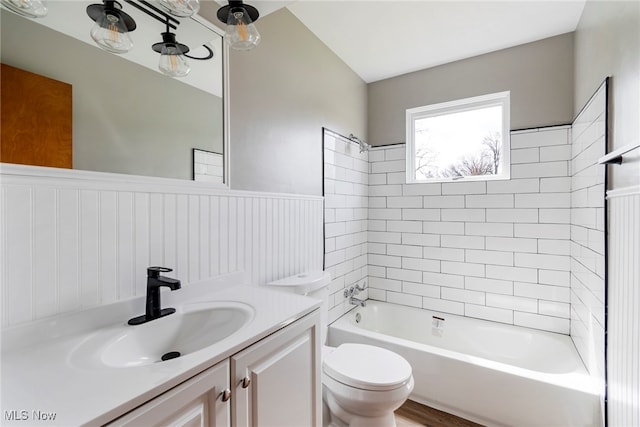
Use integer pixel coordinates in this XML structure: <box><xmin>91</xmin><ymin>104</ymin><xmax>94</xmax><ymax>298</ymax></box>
<box><xmin>148</xmin><ymin>266</ymin><xmax>173</xmax><ymax>278</ymax></box>
<box><xmin>355</xmin><ymin>282</ymin><xmax>366</xmax><ymax>292</ymax></box>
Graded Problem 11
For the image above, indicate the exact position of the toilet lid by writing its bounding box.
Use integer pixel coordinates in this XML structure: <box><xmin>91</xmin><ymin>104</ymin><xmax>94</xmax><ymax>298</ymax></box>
<box><xmin>323</xmin><ymin>343</ymin><xmax>412</xmax><ymax>391</ymax></box>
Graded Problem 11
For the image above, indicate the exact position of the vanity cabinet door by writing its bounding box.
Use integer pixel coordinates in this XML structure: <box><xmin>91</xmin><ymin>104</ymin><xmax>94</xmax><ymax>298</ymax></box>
<box><xmin>107</xmin><ymin>360</ymin><xmax>231</xmax><ymax>427</ymax></box>
<box><xmin>231</xmin><ymin>310</ymin><xmax>321</xmax><ymax>427</ymax></box>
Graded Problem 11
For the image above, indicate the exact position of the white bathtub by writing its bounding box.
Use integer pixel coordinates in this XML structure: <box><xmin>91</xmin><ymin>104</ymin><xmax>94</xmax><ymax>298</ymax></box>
<box><xmin>328</xmin><ymin>300</ymin><xmax>602</xmax><ymax>427</ymax></box>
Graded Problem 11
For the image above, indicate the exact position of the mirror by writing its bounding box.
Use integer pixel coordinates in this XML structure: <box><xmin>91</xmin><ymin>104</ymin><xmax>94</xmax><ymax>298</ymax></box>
<box><xmin>0</xmin><ymin>1</ymin><xmax>227</xmax><ymax>183</ymax></box>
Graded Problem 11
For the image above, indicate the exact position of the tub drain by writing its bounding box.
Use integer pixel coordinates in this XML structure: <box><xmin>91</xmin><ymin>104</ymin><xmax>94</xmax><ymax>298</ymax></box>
<box><xmin>161</xmin><ymin>351</ymin><xmax>181</xmax><ymax>361</ymax></box>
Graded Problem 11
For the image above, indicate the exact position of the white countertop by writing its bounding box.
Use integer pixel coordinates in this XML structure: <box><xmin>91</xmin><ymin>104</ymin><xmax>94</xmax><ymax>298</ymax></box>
<box><xmin>1</xmin><ymin>278</ymin><xmax>320</xmax><ymax>426</ymax></box>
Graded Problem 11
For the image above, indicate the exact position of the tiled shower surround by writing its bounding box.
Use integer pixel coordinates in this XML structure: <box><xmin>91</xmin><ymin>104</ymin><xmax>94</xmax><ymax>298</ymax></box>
<box><xmin>367</xmin><ymin>127</ymin><xmax>575</xmax><ymax>334</ymax></box>
<box><xmin>324</xmin><ymin>124</ymin><xmax>604</xmax><ymax>346</ymax></box>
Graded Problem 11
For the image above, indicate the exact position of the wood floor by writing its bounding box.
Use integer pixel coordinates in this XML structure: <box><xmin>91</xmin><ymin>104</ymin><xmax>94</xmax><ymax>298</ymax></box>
<box><xmin>395</xmin><ymin>400</ymin><xmax>484</xmax><ymax>427</ymax></box>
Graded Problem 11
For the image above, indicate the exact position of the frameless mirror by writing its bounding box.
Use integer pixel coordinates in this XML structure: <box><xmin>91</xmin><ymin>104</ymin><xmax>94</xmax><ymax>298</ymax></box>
<box><xmin>0</xmin><ymin>1</ymin><xmax>227</xmax><ymax>184</ymax></box>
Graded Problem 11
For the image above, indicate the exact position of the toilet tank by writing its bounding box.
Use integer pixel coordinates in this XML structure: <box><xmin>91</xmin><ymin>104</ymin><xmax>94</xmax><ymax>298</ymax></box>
<box><xmin>264</xmin><ymin>271</ymin><xmax>331</xmax><ymax>344</ymax></box>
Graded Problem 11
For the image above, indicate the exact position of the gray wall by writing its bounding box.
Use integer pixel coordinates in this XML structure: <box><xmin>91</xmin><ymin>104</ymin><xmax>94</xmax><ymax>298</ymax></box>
<box><xmin>1</xmin><ymin>11</ymin><xmax>223</xmax><ymax>181</ymax></box>
<box><xmin>367</xmin><ymin>33</ymin><xmax>575</xmax><ymax>147</ymax></box>
<box><xmin>228</xmin><ymin>9</ymin><xmax>367</xmax><ymax>196</ymax></box>
<box><xmin>574</xmin><ymin>0</ymin><xmax>640</xmax><ymax>189</ymax></box>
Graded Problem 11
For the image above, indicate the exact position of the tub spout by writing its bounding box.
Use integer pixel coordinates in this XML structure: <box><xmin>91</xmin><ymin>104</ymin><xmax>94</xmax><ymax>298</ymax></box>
<box><xmin>349</xmin><ymin>296</ymin><xmax>366</xmax><ymax>307</ymax></box>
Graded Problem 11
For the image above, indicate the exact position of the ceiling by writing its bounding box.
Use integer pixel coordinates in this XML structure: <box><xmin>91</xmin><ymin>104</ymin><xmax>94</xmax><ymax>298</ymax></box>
<box><xmin>241</xmin><ymin>0</ymin><xmax>586</xmax><ymax>83</ymax></box>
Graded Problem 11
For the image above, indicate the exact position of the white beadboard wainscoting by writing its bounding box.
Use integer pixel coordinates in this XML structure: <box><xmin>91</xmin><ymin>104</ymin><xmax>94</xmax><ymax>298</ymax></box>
<box><xmin>607</xmin><ymin>186</ymin><xmax>640</xmax><ymax>427</ymax></box>
<box><xmin>0</xmin><ymin>165</ymin><xmax>323</xmax><ymax>328</ymax></box>
<box><xmin>367</xmin><ymin>126</ymin><xmax>574</xmax><ymax>334</ymax></box>
<box><xmin>323</xmin><ymin>129</ymin><xmax>369</xmax><ymax>323</ymax></box>
<box><xmin>570</xmin><ymin>81</ymin><xmax>606</xmax><ymax>384</ymax></box>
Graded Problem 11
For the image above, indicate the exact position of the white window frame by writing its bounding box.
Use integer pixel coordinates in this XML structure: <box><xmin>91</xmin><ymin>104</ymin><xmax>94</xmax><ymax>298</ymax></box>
<box><xmin>406</xmin><ymin>91</ymin><xmax>511</xmax><ymax>184</ymax></box>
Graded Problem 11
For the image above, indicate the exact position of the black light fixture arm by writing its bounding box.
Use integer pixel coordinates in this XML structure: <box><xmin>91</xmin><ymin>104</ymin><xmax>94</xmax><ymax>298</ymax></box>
<box><xmin>123</xmin><ymin>0</ymin><xmax>178</xmax><ymax>30</ymax></box>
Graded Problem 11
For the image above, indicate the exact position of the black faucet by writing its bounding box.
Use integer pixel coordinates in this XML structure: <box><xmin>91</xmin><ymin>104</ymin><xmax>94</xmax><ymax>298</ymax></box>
<box><xmin>128</xmin><ymin>267</ymin><xmax>181</xmax><ymax>325</ymax></box>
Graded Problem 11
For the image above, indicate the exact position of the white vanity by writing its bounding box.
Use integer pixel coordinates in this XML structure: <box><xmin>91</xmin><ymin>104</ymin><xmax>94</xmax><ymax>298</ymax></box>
<box><xmin>1</xmin><ymin>277</ymin><xmax>322</xmax><ymax>426</ymax></box>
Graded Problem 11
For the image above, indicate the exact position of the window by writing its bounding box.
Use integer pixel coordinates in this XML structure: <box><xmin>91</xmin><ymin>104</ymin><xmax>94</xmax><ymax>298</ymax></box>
<box><xmin>406</xmin><ymin>91</ymin><xmax>510</xmax><ymax>183</ymax></box>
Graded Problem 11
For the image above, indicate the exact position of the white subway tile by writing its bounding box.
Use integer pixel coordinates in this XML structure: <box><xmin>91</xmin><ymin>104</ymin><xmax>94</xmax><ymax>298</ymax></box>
<box><xmin>423</xmin><ymin>272</ymin><xmax>465</xmax><ymax>289</ymax></box>
<box><xmin>538</xmin><ymin>270</ymin><xmax>570</xmax><ymax>287</ymax></box>
<box><xmin>465</xmin><ymin>194</ymin><xmax>514</xmax><ymax>208</ymax></box>
<box><xmin>387</xmin><ymin>244</ymin><xmax>422</xmax><ymax>258</ymax></box>
<box><xmin>368</xmin><ymin>265</ymin><xmax>386</xmax><ymax>277</ymax></box>
<box><xmin>387</xmin><ymin>220</ymin><xmax>422</xmax><ymax>233</ymax></box>
<box><xmin>539</xmin><ymin>208</ymin><xmax>571</xmax><ymax>224</ymax></box>
<box><xmin>369</xmin><ymin>185</ymin><xmax>402</xmax><ymax>197</ymax></box>
<box><xmin>402</xmin><ymin>282</ymin><xmax>440</xmax><ymax>298</ymax></box>
<box><xmin>369</xmin><ymin>276</ymin><xmax>402</xmax><ymax>292</ymax></box>
<box><xmin>387</xmin><ymin>268</ymin><xmax>423</xmax><ymax>283</ymax></box>
<box><xmin>465</xmin><ymin>277</ymin><xmax>513</xmax><ymax>295</ymax></box>
<box><xmin>538</xmin><ymin>239</ymin><xmax>571</xmax><ymax>255</ymax></box>
<box><xmin>486</xmin><ymin>236</ymin><xmax>537</xmax><ymax>253</ymax></box>
<box><xmin>387</xmin><ymin>172</ymin><xmax>406</xmax><ymax>185</ymax></box>
<box><xmin>387</xmin><ymin>196</ymin><xmax>423</xmax><ymax>208</ymax></box>
<box><xmin>514</xmin><ymin>223</ymin><xmax>570</xmax><ymax>239</ymax></box>
<box><xmin>515</xmin><ymin>253</ymin><xmax>570</xmax><ymax>271</ymax></box>
<box><xmin>486</xmin><ymin>294</ymin><xmax>537</xmax><ymax>313</ymax></box>
<box><xmin>514</xmin><ymin>282</ymin><xmax>570</xmax><ymax>302</ymax></box>
<box><xmin>441</xmin><ymin>235</ymin><xmax>485</xmax><ymax>249</ymax></box>
<box><xmin>423</xmin><ymin>247</ymin><xmax>465</xmax><ymax>262</ymax></box>
<box><xmin>442</xmin><ymin>288</ymin><xmax>485</xmax><ymax>305</ymax></box>
<box><xmin>511</xmin><ymin>147</ymin><xmax>539</xmax><ymax>164</ymax></box>
<box><xmin>466</xmin><ymin>249</ymin><xmax>514</xmax><ymax>266</ymax></box>
<box><xmin>368</xmin><ymin>242</ymin><xmax>386</xmax><ymax>255</ymax></box>
<box><xmin>422</xmin><ymin>297</ymin><xmax>464</xmax><ymax>316</ymax></box>
<box><xmin>540</xmin><ymin>177</ymin><xmax>571</xmax><ymax>193</ymax></box>
<box><xmin>423</xmin><ymin>221</ymin><xmax>465</xmax><ymax>235</ymax></box>
<box><xmin>385</xmin><ymin>147</ymin><xmax>406</xmax><ymax>161</ymax></box>
<box><xmin>368</xmin><ymin>197</ymin><xmax>386</xmax><ymax>208</ymax></box>
<box><xmin>514</xmin><ymin>312</ymin><xmax>569</xmax><ymax>334</ymax></box>
<box><xmin>540</xmin><ymin>144</ymin><xmax>572</xmax><ymax>162</ymax></box>
<box><xmin>486</xmin><ymin>265</ymin><xmax>537</xmax><ymax>283</ymax></box>
<box><xmin>516</xmin><ymin>193</ymin><xmax>570</xmax><ymax>208</ymax></box>
<box><xmin>368</xmin><ymin>231</ymin><xmax>401</xmax><ymax>244</ymax></box>
<box><xmin>442</xmin><ymin>181</ymin><xmax>487</xmax><ymax>195</ymax></box>
<box><xmin>424</xmin><ymin>195</ymin><xmax>465</xmax><ymax>208</ymax></box>
<box><xmin>371</xmin><ymin>160</ymin><xmax>405</xmax><ymax>173</ymax></box>
<box><xmin>367</xmin><ymin>288</ymin><xmax>387</xmax><ymax>301</ymax></box>
<box><xmin>512</xmin><ymin>161</ymin><xmax>568</xmax><ymax>179</ymax></box>
<box><xmin>465</xmin><ymin>304</ymin><xmax>513</xmax><ymax>324</ymax></box>
<box><xmin>368</xmin><ymin>149</ymin><xmax>385</xmax><ymax>162</ymax></box>
<box><xmin>402</xmin><ymin>183</ymin><xmax>442</xmax><ymax>196</ymax></box>
<box><xmin>510</xmin><ymin>128</ymin><xmax>568</xmax><ymax>149</ymax></box>
<box><xmin>369</xmin><ymin>208</ymin><xmax>402</xmax><ymax>220</ymax></box>
<box><xmin>487</xmin><ymin>178</ymin><xmax>539</xmax><ymax>194</ymax></box>
<box><xmin>387</xmin><ymin>291</ymin><xmax>423</xmax><ymax>308</ymax></box>
<box><xmin>401</xmin><ymin>232</ymin><xmax>441</xmax><ymax>247</ymax></box>
<box><xmin>403</xmin><ymin>209</ymin><xmax>441</xmax><ymax>221</ymax></box>
<box><xmin>368</xmin><ymin>254</ymin><xmax>401</xmax><ymax>268</ymax></box>
<box><xmin>325</xmin><ymin>222</ymin><xmax>346</xmax><ymax>238</ymax></box>
<box><xmin>486</xmin><ymin>209</ymin><xmax>538</xmax><ymax>223</ymax></box>
<box><xmin>402</xmin><ymin>257</ymin><xmax>440</xmax><ymax>272</ymax></box>
<box><xmin>368</xmin><ymin>220</ymin><xmax>386</xmax><ymax>232</ymax></box>
<box><xmin>441</xmin><ymin>209</ymin><xmax>486</xmax><ymax>222</ymax></box>
<box><xmin>539</xmin><ymin>300</ymin><xmax>571</xmax><ymax>318</ymax></box>
<box><xmin>465</xmin><ymin>222</ymin><xmax>513</xmax><ymax>237</ymax></box>
<box><xmin>369</xmin><ymin>173</ymin><xmax>387</xmax><ymax>185</ymax></box>
<box><xmin>325</xmin><ymin>238</ymin><xmax>336</xmax><ymax>253</ymax></box>
<box><xmin>442</xmin><ymin>261</ymin><xmax>484</xmax><ymax>277</ymax></box>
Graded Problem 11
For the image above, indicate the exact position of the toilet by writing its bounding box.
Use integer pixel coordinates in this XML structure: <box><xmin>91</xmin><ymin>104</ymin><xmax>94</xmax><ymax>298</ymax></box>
<box><xmin>265</xmin><ymin>272</ymin><xmax>414</xmax><ymax>427</ymax></box>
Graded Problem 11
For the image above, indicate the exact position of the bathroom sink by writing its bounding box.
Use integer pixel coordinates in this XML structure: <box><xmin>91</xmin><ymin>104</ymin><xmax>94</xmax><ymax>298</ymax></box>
<box><xmin>71</xmin><ymin>301</ymin><xmax>254</xmax><ymax>368</ymax></box>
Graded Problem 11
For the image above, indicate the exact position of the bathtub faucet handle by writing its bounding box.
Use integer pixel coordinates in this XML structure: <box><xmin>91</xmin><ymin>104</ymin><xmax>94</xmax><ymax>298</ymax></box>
<box><xmin>355</xmin><ymin>282</ymin><xmax>366</xmax><ymax>292</ymax></box>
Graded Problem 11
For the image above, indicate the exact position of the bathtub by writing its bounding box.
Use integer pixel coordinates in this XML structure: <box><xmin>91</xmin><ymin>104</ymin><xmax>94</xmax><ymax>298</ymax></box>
<box><xmin>328</xmin><ymin>300</ymin><xmax>602</xmax><ymax>427</ymax></box>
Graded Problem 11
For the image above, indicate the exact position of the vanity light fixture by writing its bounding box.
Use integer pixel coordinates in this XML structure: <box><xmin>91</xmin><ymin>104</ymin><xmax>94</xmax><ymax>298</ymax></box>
<box><xmin>87</xmin><ymin>0</ymin><xmax>136</xmax><ymax>54</ymax></box>
<box><xmin>1</xmin><ymin>0</ymin><xmax>48</xmax><ymax>18</ymax></box>
<box><xmin>216</xmin><ymin>0</ymin><xmax>260</xmax><ymax>51</ymax></box>
<box><xmin>86</xmin><ymin>0</ymin><xmax>214</xmax><ymax>77</ymax></box>
<box><xmin>152</xmin><ymin>27</ymin><xmax>191</xmax><ymax>77</ymax></box>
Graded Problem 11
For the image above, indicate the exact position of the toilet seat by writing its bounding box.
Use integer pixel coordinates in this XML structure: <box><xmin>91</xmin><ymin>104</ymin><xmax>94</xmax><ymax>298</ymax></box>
<box><xmin>323</xmin><ymin>343</ymin><xmax>412</xmax><ymax>391</ymax></box>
